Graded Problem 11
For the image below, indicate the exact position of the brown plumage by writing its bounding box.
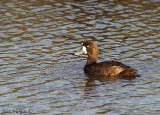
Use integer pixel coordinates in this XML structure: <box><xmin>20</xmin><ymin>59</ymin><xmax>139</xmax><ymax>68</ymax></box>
<box><xmin>74</xmin><ymin>41</ymin><xmax>139</xmax><ymax>78</ymax></box>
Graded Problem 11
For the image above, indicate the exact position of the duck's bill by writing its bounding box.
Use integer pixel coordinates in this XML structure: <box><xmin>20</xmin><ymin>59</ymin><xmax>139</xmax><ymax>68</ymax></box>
<box><xmin>74</xmin><ymin>46</ymin><xmax>87</xmax><ymax>56</ymax></box>
<box><xmin>74</xmin><ymin>50</ymin><xmax>85</xmax><ymax>56</ymax></box>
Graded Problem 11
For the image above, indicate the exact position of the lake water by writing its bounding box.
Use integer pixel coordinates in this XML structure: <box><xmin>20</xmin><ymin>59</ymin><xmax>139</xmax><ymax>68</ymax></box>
<box><xmin>0</xmin><ymin>0</ymin><xmax>160</xmax><ymax>114</ymax></box>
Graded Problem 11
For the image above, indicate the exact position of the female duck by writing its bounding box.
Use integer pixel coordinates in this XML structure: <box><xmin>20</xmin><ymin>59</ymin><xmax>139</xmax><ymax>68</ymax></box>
<box><xmin>74</xmin><ymin>41</ymin><xmax>139</xmax><ymax>78</ymax></box>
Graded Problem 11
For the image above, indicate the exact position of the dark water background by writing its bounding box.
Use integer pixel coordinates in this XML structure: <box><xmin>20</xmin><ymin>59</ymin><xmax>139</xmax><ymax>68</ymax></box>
<box><xmin>0</xmin><ymin>0</ymin><xmax>160</xmax><ymax>114</ymax></box>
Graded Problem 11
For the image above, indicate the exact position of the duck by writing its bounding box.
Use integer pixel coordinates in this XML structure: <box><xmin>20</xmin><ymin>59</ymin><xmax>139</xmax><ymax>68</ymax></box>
<box><xmin>74</xmin><ymin>41</ymin><xmax>139</xmax><ymax>78</ymax></box>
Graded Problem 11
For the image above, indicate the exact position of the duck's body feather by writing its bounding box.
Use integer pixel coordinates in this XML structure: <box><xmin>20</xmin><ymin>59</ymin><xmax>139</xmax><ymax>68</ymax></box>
<box><xmin>84</xmin><ymin>61</ymin><xmax>138</xmax><ymax>77</ymax></box>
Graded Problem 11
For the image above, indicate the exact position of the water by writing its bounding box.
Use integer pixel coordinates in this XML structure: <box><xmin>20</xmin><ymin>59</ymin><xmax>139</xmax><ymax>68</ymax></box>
<box><xmin>0</xmin><ymin>0</ymin><xmax>160</xmax><ymax>114</ymax></box>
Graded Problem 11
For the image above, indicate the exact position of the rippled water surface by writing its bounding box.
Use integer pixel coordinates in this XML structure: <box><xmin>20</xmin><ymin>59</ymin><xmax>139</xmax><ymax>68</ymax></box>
<box><xmin>0</xmin><ymin>0</ymin><xmax>160</xmax><ymax>114</ymax></box>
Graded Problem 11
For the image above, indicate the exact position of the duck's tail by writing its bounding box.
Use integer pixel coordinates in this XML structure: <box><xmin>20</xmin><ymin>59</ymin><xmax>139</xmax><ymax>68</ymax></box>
<box><xmin>118</xmin><ymin>68</ymin><xmax>140</xmax><ymax>79</ymax></box>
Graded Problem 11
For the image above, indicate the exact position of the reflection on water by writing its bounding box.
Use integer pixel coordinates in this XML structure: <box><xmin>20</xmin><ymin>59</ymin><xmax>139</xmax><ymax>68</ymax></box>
<box><xmin>0</xmin><ymin>0</ymin><xmax>160</xmax><ymax>114</ymax></box>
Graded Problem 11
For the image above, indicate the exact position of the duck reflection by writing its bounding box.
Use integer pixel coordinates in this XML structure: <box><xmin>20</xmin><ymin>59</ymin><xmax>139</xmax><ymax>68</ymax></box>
<box><xmin>85</xmin><ymin>74</ymin><xmax>136</xmax><ymax>87</ymax></box>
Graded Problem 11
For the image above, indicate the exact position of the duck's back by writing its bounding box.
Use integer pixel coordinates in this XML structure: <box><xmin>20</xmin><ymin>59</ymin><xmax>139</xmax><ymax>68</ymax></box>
<box><xmin>84</xmin><ymin>61</ymin><xmax>139</xmax><ymax>77</ymax></box>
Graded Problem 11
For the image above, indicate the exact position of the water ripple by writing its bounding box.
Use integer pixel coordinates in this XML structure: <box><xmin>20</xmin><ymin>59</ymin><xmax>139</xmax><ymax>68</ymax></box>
<box><xmin>0</xmin><ymin>0</ymin><xmax>160</xmax><ymax>114</ymax></box>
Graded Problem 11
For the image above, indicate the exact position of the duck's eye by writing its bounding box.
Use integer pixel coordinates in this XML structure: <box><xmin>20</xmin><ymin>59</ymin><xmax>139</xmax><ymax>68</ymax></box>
<box><xmin>86</xmin><ymin>45</ymin><xmax>90</xmax><ymax>48</ymax></box>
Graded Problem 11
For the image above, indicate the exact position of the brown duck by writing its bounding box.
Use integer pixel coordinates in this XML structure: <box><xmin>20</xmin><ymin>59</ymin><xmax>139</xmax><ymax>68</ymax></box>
<box><xmin>74</xmin><ymin>41</ymin><xmax>139</xmax><ymax>78</ymax></box>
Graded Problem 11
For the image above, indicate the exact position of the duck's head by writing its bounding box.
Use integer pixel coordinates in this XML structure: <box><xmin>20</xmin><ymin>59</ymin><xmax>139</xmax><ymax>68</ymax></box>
<box><xmin>74</xmin><ymin>41</ymin><xmax>99</xmax><ymax>65</ymax></box>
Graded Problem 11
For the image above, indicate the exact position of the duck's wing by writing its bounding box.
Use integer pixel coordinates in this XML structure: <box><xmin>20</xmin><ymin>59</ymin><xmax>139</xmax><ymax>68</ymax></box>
<box><xmin>101</xmin><ymin>61</ymin><xmax>139</xmax><ymax>77</ymax></box>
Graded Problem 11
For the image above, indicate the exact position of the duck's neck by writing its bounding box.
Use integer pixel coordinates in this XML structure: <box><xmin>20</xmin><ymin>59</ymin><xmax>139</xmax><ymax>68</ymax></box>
<box><xmin>86</xmin><ymin>47</ymin><xmax>99</xmax><ymax>65</ymax></box>
<box><xmin>86</xmin><ymin>57</ymin><xmax>97</xmax><ymax>65</ymax></box>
